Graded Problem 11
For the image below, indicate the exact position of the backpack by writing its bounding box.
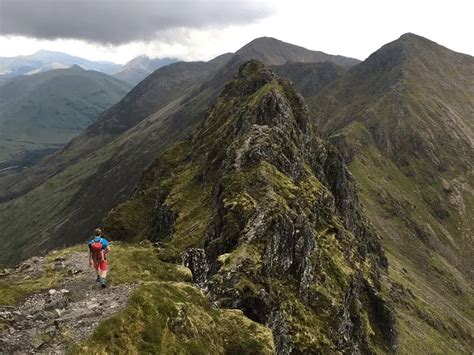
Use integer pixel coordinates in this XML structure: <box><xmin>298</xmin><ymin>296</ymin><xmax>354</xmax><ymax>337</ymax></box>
<box><xmin>90</xmin><ymin>238</ymin><xmax>104</xmax><ymax>262</ymax></box>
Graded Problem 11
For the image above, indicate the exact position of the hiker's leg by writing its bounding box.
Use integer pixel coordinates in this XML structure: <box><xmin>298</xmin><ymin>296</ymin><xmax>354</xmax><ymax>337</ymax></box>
<box><xmin>100</xmin><ymin>261</ymin><xmax>108</xmax><ymax>279</ymax></box>
<box><xmin>99</xmin><ymin>261</ymin><xmax>108</xmax><ymax>287</ymax></box>
<box><xmin>94</xmin><ymin>262</ymin><xmax>101</xmax><ymax>282</ymax></box>
<box><xmin>102</xmin><ymin>260</ymin><xmax>108</xmax><ymax>277</ymax></box>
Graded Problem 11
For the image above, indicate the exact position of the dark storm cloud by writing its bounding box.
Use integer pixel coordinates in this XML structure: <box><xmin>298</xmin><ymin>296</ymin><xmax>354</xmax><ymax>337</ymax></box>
<box><xmin>0</xmin><ymin>0</ymin><xmax>272</xmax><ymax>44</ymax></box>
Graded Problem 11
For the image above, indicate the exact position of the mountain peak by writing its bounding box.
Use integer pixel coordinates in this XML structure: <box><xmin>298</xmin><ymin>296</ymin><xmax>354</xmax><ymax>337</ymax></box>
<box><xmin>388</xmin><ymin>32</ymin><xmax>468</xmax><ymax>58</ymax></box>
<box><xmin>32</xmin><ymin>49</ymin><xmax>51</xmax><ymax>55</ymax></box>
<box><xmin>30</xmin><ymin>49</ymin><xmax>70</xmax><ymax>60</ymax></box>
<box><xmin>399</xmin><ymin>32</ymin><xmax>423</xmax><ymax>40</ymax></box>
<box><xmin>236</xmin><ymin>37</ymin><xmax>360</xmax><ymax>67</ymax></box>
<box><xmin>395</xmin><ymin>32</ymin><xmax>441</xmax><ymax>50</ymax></box>
<box><xmin>241</xmin><ymin>36</ymin><xmax>282</xmax><ymax>46</ymax></box>
<box><xmin>69</xmin><ymin>64</ymin><xmax>84</xmax><ymax>71</ymax></box>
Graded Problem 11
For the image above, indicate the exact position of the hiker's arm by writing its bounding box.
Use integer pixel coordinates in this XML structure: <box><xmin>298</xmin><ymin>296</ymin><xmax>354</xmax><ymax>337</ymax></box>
<box><xmin>88</xmin><ymin>245</ymin><xmax>93</xmax><ymax>266</ymax></box>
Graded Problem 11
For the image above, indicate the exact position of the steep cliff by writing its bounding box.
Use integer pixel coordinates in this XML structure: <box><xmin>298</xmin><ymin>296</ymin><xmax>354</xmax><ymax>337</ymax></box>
<box><xmin>104</xmin><ymin>61</ymin><xmax>396</xmax><ymax>353</ymax></box>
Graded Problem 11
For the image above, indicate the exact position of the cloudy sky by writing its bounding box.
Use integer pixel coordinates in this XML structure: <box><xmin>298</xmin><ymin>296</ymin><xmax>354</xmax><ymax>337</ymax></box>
<box><xmin>0</xmin><ymin>0</ymin><xmax>473</xmax><ymax>64</ymax></box>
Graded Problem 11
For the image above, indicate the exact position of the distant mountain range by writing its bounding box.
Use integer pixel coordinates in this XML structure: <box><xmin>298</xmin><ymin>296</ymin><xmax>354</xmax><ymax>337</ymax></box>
<box><xmin>0</xmin><ymin>50</ymin><xmax>179</xmax><ymax>86</ymax></box>
<box><xmin>0</xmin><ymin>50</ymin><xmax>121</xmax><ymax>81</ymax></box>
<box><xmin>0</xmin><ymin>39</ymin><xmax>359</xmax><ymax>86</ymax></box>
<box><xmin>0</xmin><ymin>65</ymin><xmax>131</xmax><ymax>168</ymax></box>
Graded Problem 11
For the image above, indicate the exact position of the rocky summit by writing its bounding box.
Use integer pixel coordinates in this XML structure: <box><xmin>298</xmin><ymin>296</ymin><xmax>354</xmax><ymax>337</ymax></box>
<box><xmin>101</xmin><ymin>61</ymin><xmax>396</xmax><ymax>353</ymax></box>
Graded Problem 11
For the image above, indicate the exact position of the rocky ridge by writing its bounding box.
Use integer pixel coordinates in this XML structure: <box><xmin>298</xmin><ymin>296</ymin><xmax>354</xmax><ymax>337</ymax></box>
<box><xmin>104</xmin><ymin>61</ymin><xmax>397</xmax><ymax>353</ymax></box>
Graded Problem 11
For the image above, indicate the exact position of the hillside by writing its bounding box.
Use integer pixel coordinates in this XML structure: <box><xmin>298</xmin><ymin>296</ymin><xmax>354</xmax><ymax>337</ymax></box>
<box><xmin>0</xmin><ymin>53</ymin><xmax>235</xmax><ymax>265</ymax></box>
<box><xmin>272</xmin><ymin>61</ymin><xmax>347</xmax><ymax>98</ymax></box>
<box><xmin>308</xmin><ymin>33</ymin><xmax>474</xmax><ymax>353</ymax></box>
<box><xmin>237</xmin><ymin>37</ymin><xmax>360</xmax><ymax>67</ymax></box>
<box><xmin>113</xmin><ymin>55</ymin><xmax>179</xmax><ymax>85</ymax></box>
<box><xmin>0</xmin><ymin>66</ymin><xmax>131</xmax><ymax>166</ymax></box>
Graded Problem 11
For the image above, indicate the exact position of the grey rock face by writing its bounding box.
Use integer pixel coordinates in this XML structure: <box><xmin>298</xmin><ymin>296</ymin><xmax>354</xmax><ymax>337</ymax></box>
<box><xmin>182</xmin><ymin>248</ymin><xmax>209</xmax><ymax>289</ymax></box>
<box><xmin>105</xmin><ymin>60</ymin><xmax>398</xmax><ymax>353</ymax></box>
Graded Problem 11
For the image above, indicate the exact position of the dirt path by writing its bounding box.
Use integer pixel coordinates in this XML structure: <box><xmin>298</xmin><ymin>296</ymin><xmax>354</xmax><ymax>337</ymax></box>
<box><xmin>0</xmin><ymin>251</ymin><xmax>137</xmax><ymax>354</ymax></box>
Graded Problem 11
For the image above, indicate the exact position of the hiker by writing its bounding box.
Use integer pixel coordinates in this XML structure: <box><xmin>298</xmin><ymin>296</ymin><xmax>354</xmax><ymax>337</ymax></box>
<box><xmin>88</xmin><ymin>228</ymin><xmax>110</xmax><ymax>288</ymax></box>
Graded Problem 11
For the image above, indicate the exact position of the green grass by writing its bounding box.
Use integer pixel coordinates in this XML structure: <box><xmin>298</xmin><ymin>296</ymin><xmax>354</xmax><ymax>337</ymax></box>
<box><xmin>62</xmin><ymin>241</ymin><xmax>275</xmax><ymax>354</ymax></box>
<box><xmin>0</xmin><ymin>272</ymin><xmax>60</xmax><ymax>305</ymax></box>
<box><xmin>0</xmin><ymin>246</ymin><xmax>88</xmax><ymax>305</ymax></box>
<box><xmin>106</xmin><ymin>243</ymin><xmax>193</xmax><ymax>284</ymax></box>
<box><xmin>386</xmin><ymin>251</ymin><xmax>474</xmax><ymax>354</ymax></box>
<box><xmin>0</xmin><ymin>243</ymin><xmax>191</xmax><ymax>306</ymax></box>
<box><xmin>72</xmin><ymin>282</ymin><xmax>274</xmax><ymax>354</ymax></box>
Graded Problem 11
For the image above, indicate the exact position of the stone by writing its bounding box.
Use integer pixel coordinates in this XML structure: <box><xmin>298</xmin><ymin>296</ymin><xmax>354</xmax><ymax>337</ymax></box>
<box><xmin>30</xmin><ymin>338</ymin><xmax>44</xmax><ymax>350</ymax></box>
<box><xmin>44</xmin><ymin>297</ymin><xmax>68</xmax><ymax>311</ymax></box>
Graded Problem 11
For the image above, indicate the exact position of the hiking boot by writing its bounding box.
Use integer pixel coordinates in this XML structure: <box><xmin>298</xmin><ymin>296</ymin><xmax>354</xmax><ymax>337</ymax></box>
<box><xmin>96</xmin><ymin>275</ymin><xmax>101</xmax><ymax>283</ymax></box>
<box><xmin>101</xmin><ymin>279</ymin><xmax>107</xmax><ymax>288</ymax></box>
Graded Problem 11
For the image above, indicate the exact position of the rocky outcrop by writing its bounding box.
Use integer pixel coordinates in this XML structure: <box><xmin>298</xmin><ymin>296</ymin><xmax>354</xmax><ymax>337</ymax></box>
<box><xmin>0</xmin><ymin>251</ymin><xmax>136</xmax><ymax>353</ymax></box>
<box><xmin>104</xmin><ymin>60</ymin><xmax>397</xmax><ymax>353</ymax></box>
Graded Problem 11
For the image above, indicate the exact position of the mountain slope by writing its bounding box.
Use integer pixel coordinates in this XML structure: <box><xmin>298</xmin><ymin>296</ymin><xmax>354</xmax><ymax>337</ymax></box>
<box><xmin>237</xmin><ymin>37</ymin><xmax>360</xmax><ymax>67</ymax></box>
<box><xmin>0</xmin><ymin>55</ymin><xmax>231</xmax><ymax>196</ymax></box>
<box><xmin>113</xmin><ymin>55</ymin><xmax>179</xmax><ymax>85</ymax></box>
<box><xmin>102</xmin><ymin>60</ymin><xmax>396</xmax><ymax>353</ymax></box>
<box><xmin>0</xmin><ymin>54</ymin><xmax>236</xmax><ymax>265</ymax></box>
<box><xmin>0</xmin><ymin>50</ymin><xmax>121</xmax><ymax>81</ymax></box>
<box><xmin>272</xmin><ymin>61</ymin><xmax>347</xmax><ymax>98</ymax></box>
<box><xmin>0</xmin><ymin>66</ymin><xmax>131</xmax><ymax>163</ymax></box>
<box><xmin>309</xmin><ymin>33</ymin><xmax>474</xmax><ymax>353</ymax></box>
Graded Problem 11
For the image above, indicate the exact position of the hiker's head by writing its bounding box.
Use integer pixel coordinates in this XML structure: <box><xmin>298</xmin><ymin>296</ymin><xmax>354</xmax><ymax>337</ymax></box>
<box><xmin>94</xmin><ymin>228</ymin><xmax>102</xmax><ymax>237</ymax></box>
